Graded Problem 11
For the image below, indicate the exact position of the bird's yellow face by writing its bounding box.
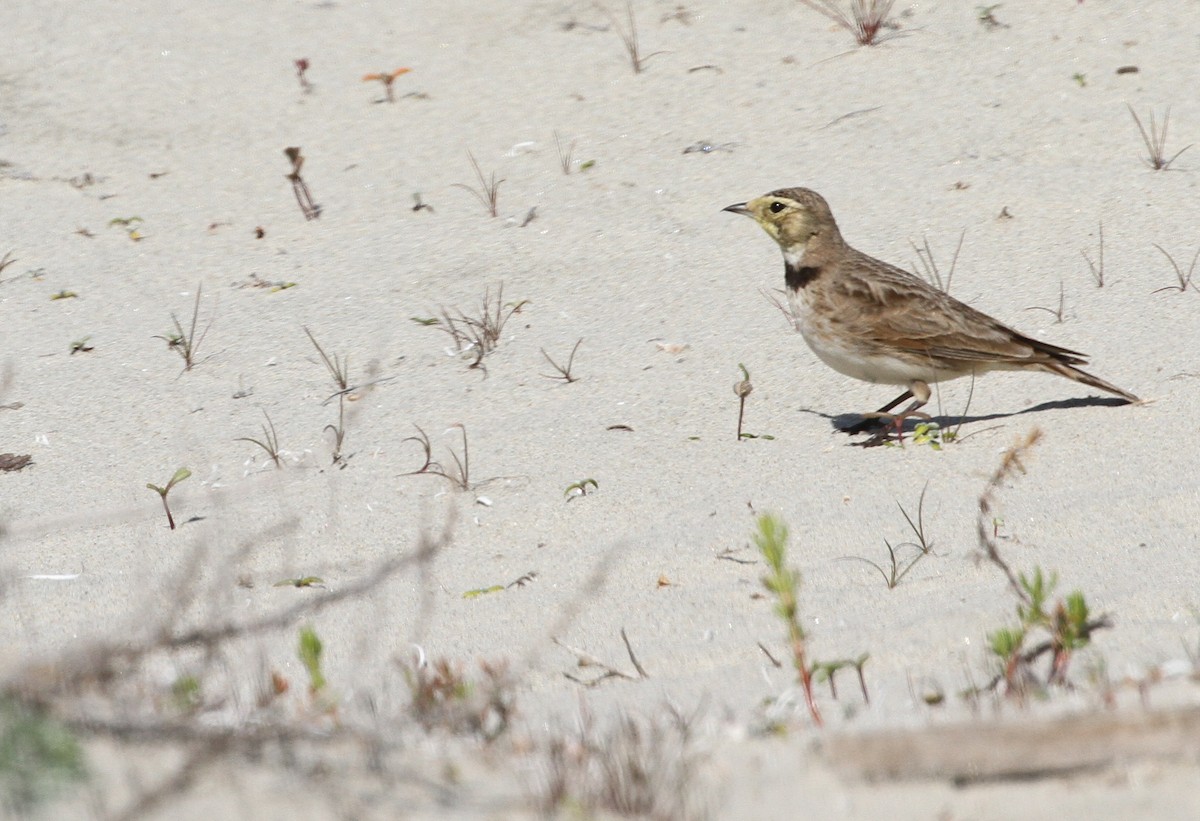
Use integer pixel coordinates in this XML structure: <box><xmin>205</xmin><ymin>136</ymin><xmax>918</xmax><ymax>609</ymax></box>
<box><xmin>724</xmin><ymin>193</ymin><xmax>822</xmax><ymax>250</ymax></box>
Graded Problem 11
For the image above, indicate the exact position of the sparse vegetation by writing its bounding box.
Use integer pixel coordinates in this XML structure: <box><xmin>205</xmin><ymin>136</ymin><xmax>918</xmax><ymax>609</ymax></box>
<box><xmin>754</xmin><ymin>513</ymin><xmax>822</xmax><ymax>726</ymax></box>
<box><xmin>429</xmin><ymin>283</ymin><xmax>527</xmax><ymax>370</ymax></box>
<box><xmin>541</xmin><ymin>338</ymin><xmax>582</xmax><ymax>382</ymax></box>
<box><xmin>236</xmin><ymin>409</ymin><xmax>283</xmax><ymax>468</ymax></box>
<box><xmin>841</xmin><ymin>485</ymin><xmax>933</xmax><ymax>588</ymax></box>
<box><xmin>601</xmin><ymin>2</ymin><xmax>667</xmax><ymax>74</ymax></box>
<box><xmin>554</xmin><ymin>130</ymin><xmax>576</xmax><ymax>174</ymax></box>
<box><xmin>1128</xmin><ymin>104</ymin><xmax>1191</xmax><ymax>170</ymax></box>
<box><xmin>155</xmin><ymin>284</ymin><xmax>211</xmax><ymax>372</ymax></box>
<box><xmin>453</xmin><ymin>151</ymin><xmax>504</xmax><ymax>217</ymax></box>
<box><xmin>1081</xmin><ymin>223</ymin><xmax>1105</xmax><ymax>287</ymax></box>
<box><xmin>975</xmin><ymin>429</ymin><xmax>1112</xmax><ymax>698</ymax></box>
<box><xmin>303</xmin><ymin>327</ymin><xmax>351</xmax><ymax>466</ymax></box>
<box><xmin>1151</xmin><ymin>243</ymin><xmax>1199</xmax><ymax>293</ymax></box>
<box><xmin>800</xmin><ymin>0</ymin><xmax>899</xmax><ymax>47</ymax></box>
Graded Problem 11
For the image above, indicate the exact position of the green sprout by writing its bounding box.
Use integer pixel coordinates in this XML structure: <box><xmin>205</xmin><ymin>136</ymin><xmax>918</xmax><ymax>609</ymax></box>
<box><xmin>146</xmin><ymin>467</ymin><xmax>191</xmax><ymax>530</ymax></box>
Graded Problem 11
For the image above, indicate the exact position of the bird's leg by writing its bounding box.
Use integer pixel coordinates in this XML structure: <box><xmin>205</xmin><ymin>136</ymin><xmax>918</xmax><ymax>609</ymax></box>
<box><xmin>841</xmin><ymin>388</ymin><xmax>914</xmax><ymax>434</ymax></box>
<box><xmin>855</xmin><ymin>381</ymin><xmax>933</xmax><ymax>446</ymax></box>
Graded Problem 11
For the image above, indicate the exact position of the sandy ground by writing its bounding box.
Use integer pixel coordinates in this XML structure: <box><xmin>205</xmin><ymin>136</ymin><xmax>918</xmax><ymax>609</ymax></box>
<box><xmin>2</xmin><ymin>0</ymin><xmax>1199</xmax><ymax>817</ymax></box>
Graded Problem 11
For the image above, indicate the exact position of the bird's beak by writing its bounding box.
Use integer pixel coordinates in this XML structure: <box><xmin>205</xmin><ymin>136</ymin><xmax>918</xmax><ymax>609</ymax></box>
<box><xmin>723</xmin><ymin>202</ymin><xmax>751</xmax><ymax>216</ymax></box>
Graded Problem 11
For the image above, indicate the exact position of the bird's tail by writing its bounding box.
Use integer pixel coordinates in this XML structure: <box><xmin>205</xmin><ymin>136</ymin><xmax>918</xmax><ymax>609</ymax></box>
<box><xmin>1042</xmin><ymin>362</ymin><xmax>1139</xmax><ymax>403</ymax></box>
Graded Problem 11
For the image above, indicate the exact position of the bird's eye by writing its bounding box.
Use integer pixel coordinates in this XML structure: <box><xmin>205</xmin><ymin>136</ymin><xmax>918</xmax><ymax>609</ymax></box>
<box><xmin>769</xmin><ymin>201</ymin><xmax>786</xmax><ymax>214</ymax></box>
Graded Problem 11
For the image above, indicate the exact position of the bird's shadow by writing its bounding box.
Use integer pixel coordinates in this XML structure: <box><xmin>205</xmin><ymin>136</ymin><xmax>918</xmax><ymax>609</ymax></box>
<box><xmin>797</xmin><ymin>395</ymin><xmax>1133</xmax><ymax>444</ymax></box>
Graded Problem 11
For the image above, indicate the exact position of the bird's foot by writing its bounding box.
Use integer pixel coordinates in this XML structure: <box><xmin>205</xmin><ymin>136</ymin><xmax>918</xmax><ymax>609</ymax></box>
<box><xmin>843</xmin><ymin>410</ymin><xmax>932</xmax><ymax>447</ymax></box>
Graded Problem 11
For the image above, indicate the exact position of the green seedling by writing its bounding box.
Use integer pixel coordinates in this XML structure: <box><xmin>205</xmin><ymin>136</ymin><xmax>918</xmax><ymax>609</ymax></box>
<box><xmin>410</xmin><ymin>316</ymin><xmax>439</xmax><ymax>326</ymax></box>
<box><xmin>297</xmin><ymin>626</ymin><xmax>326</xmax><ymax>695</ymax></box>
<box><xmin>109</xmin><ymin>215</ymin><xmax>144</xmax><ymax>241</ymax></box>
<box><xmin>274</xmin><ymin>576</ymin><xmax>325</xmax><ymax>588</ymax></box>
<box><xmin>754</xmin><ymin>513</ymin><xmax>821</xmax><ymax>726</ymax></box>
<box><xmin>236</xmin><ymin>409</ymin><xmax>283</xmax><ymax>468</ymax></box>
<box><xmin>170</xmin><ymin>675</ymin><xmax>202</xmax><ymax>713</ymax></box>
<box><xmin>579</xmin><ymin>159</ymin><xmax>596</xmax><ymax>171</ymax></box>
<box><xmin>976</xmin><ymin>430</ymin><xmax>1111</xmax><ymax>697</ymax></box>
<box><xmin>812</xmin><ymin>654</ymin><xmax>871</xmax><ymax>703</ymax></box>
<box><xmin>463</xmin><ymin>585</ymin><xmax>505</xmax><ymax>599</ymax></box>
<box><xmin>564</xmin><ymin>478</ymin><xmax>598</xmax><ymax>500</ymax></box>
<box><xmin>0</xmin><ymin>694</ymin><xmax>87</xmax><ymax>813</ymax></box>
<box><xmin>69</xmin><ymin>336</ymin><xmax>94</xmax><ymax>354</ymax></box>
<box><xmin>977</xmin><ymin>4</ymin><xmax>1006</xmax><ymax>29</ymax></box>
<box><xmin>50</xmin><ymin>290</ymin><xmax>77</xmax><ymax>300</ymax></box>
<box><xmin>154</xmin><ymin>284</ymin><xmax>210</xmax><ymax>371</ymax></box>
<box><xmin>541</xmin><ymin>338</ymin><xmax>582</xmax><ymax>383</ymax></box>
<box><xmin>1072</xmin><ymin>72</ymin><xmax>1087</xmax><ymax>87</ymax></box>
<box><xmin>146</xmin><ymin>467</ymin><xmax>191</xmax><ymax>530</ymax></box>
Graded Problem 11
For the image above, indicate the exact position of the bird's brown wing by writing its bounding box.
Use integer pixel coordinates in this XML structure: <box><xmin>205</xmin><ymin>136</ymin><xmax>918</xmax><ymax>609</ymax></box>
<box><xmin>830</xmin><ymin>250</ymin><xmax>1089</xmax><ymax>367</ymax></box>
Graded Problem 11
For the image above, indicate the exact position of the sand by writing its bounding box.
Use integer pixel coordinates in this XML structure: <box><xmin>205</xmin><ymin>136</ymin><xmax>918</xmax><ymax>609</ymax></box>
<box><xmin>2</xmin><ymin>1</ymin><xmax>1198</xmax><ymax>817</ymax></box>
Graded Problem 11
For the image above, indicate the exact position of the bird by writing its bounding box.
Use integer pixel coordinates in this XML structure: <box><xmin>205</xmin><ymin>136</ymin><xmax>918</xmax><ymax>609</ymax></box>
<box><xmin>723</xmin><ymin>187</ymin><xmax>1138</xmax><ymax>440</ymax></box>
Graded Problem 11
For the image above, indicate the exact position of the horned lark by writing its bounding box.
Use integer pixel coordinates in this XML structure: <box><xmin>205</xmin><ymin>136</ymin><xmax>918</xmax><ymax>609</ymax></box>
<box><xmin>724</xmin><ymin>187</ymin><xmax>1137</xmax><ymax>436</ymax></box>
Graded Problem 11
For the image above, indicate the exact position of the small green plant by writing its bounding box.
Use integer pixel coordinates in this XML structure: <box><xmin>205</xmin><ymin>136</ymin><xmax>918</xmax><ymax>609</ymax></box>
<box><xmin>986</xmin><ymin>568</ymin><xmax>1103</xmax><ymax>695</ymax></box>
<box><xmin>109</xmin><ymin>215</ymin><xmax>144</xmax><ymax>240</ymax></box>
<box><xmin>273</xmin><ymin>576</ymin><xmax>325</xmax><ymax>588</ymax></box>
<box><xmin>146</xmin><ymin>467</ymin><xmax>191</xmax><ymax>530</ymax></box>
<box><xmin>976</xmin><ymin>430</ymin><xmax>1112</xmax><ymax>697</ymax></box>
<box><xmin>754</xmin><ymin>513</ymin><xmax>821</xmax><ymax>726</ymax></box>
<box><xmin>69</xmin><ymin>336</ymin><xmax>94</xmax><ymax>354</ymax></box>
<box><xmin>812</xmin><ymin>654</ymin><xmax>871</xmax><ymax>703</ymax></box>
<box><xmin>169</xmin><ymin>675</ymin><xmax>202</xmax><ymax>713</ymax></box>
<box><xmin>1072</xmin><ymin>72</ymin><xmax>1087</xmax><ymax>87</ymax></box>
<box><xmin>977</xmin><ymin>4</ymin><xmax>1006</xmax><ymax>30</ymax></box>
<box><xmin>155</xmin><ymin>284</ymin><xmax>211</xmax><ymax>371</ymax></box>
<box><xmin>1128</xmin><ymin>104</ymin><xmax>1191</xmax><ymax>170</ymax></box>
<box><xmin>297</xmin><ymin>625</ymin><xmax>326</xmax><ymax>695</ymax></box>
<box><xmin>564</xmin><ymin>478</ymin><xmax>598</xmax><ymax>500</ymax></box>
<box><xmin>50</xmin><ymin>289</ymin><xmax>78</xmax><ymax>300</ymax></box>
<box><xmin>453</xmin><ymin>151</ymin><xmax>504</xmax><ymax>217</ymax></box>
<box><xmin>0</xmin><ymin>694</ymin><xmax>87</xmax><ymax>813</ymax></box>
<box><xmin>236</xmin><ymin>409</ymin><xmax>283</xmax><ymax>468</ymax></box>
<box><xmin>540</xmin><ymin>338</ymin><xmax>582</xmax><ymax>383</ymax></box>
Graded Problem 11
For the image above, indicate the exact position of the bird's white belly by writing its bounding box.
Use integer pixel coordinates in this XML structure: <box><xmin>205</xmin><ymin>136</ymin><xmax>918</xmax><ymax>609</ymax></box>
<box><xmin>786</xmin><ymin>287</ymin><xmax>956</xmax><ymax>386</ymax></box>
